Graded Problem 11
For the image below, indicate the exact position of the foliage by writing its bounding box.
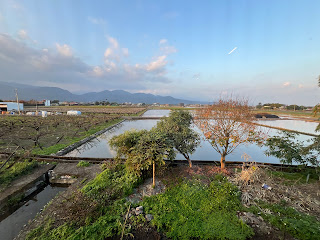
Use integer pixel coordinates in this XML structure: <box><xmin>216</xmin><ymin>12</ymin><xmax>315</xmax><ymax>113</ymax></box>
<box><xmin>142</xmin><ymin>178</ymin><xmax>253</xmax><ymax>240</ymax></box>
<box><xmin>81</xmin><ymin>164</ymin><xmax>140</xmax><ymax>202</ymax></box>
<box><xmin>248</xmin><ymin>201</ymin><xmax>320</xmax><ymax>240</ymax></box>
<box><xmin>26</xmin><ymin>199</ymin><xmax>130</xmax><ymax>240</ymax></box>
<box><xmin>27</xmin><ymin>165</ymin><xmax>139</xmax><ymax>240</ymax></box>
<box><xmin>77</xmin><ymin>160</ymin><xmax>90</xmax><ymax>167</ymax></box>
<box><xmin>195</xmin><ymin>97</ymin><xmax>264</xmax><ymax>169</ymax></box>
<box><xmin>0</xmin><ymin>160</ymin><xmax>38</xmax><ymax>190</ymax></box>
<box><xmin>155</xmin><ymin>110</ymin><xmax>200</xmax><ymax>167</ymax></box>
<box><xmin>265</xmin><ymin>131</ymin><xmax>319</xmax><ymax>167</ymax></box>
<box><xmin>109</xmin><ymin>129</ymin><xmax>175</xmax><ymax>186</ymax></box>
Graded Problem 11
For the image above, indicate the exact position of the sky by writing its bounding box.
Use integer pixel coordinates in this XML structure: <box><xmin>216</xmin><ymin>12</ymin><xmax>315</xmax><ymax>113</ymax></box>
<box><xmin>0</xmin><ymin>0</ymin><xmax>319</xmax><ymax>105</ymax></box>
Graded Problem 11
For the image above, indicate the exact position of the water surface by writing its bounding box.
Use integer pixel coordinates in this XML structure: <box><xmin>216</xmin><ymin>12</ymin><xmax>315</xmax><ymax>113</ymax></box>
<box><xmin>66</xmin><ymin>110</ymin><xmax>317</xmax><ymax>164</ymax></box>
<box><xmin>0</xmin><ymin>185</ymin><xmax>66</xmax><ymax>240</ymax></box>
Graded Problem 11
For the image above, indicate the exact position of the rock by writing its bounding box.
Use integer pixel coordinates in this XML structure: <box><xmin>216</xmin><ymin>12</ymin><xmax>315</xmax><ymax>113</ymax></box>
<box><xmin>135</xmin><ymin>206</ymin><xmax>144</xmax><ymax>215</ymax></box>
<box><xmin>145</xmin><ymin>214</ymin><xmax>153</xmax><ymax>221</ymax></box>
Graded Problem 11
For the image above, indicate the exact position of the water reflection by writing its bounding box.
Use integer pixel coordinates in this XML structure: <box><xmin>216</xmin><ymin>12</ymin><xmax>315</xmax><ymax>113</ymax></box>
<box><xmin>258</xmin><ymin>119</ymin><xmax>319</xmax><ymax>135</ymax></box>
<box><xmin>66</xmin><ymin>110</ymin><xmax>317</xmax><ymax>164</ymax></box>
<box><xmin>141</xmin><ymin>109</ymin><xmax>170</xmax><ymax>117</ymax></box>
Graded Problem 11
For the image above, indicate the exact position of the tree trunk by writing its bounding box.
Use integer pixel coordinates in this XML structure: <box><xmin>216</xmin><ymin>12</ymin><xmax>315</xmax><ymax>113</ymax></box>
<box><xmin>220</xmin><ymin>155</ymin><xmax>226</xmax><ymax>169</ymax></box>
<box><xmin>187</xmin><ymin>157</ymin><xmax>192</xmax><ymax>168</ymax></box>
<box><xmin>182</xmin><ymin>153</ymin><xmax>192</xmax><ymax>168</ymax></box>
<box><xmin>153</xmin><ymin>161</ymin><xmax>155</xmax><ymax>188</ymax></box>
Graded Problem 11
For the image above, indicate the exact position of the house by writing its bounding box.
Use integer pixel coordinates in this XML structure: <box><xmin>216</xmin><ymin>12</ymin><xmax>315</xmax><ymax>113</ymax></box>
<box><xmin>0</xmin><ymin>102</ymin><xmax>24</xmax><ymax>112</ymax></box>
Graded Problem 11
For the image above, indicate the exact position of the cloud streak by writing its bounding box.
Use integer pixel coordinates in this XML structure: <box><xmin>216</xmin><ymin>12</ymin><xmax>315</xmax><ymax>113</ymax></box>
<box><xmin>228</xmin><ymin>47</ymin><xmax>237</xmax><ymax>55</ymax></box>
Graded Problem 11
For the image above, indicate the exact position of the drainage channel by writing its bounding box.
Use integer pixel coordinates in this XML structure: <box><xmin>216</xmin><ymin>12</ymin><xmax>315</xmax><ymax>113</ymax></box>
<box><xmin>0</xmin><ymin>173</ymin><xmax>68</xmax><ymax>240</ymax></box>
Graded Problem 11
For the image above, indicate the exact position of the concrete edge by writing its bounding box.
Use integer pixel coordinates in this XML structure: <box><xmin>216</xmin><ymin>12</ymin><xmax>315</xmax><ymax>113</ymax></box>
<box><xmin>55</xmin><ymin>119</ymin><xmax>126</xmax><ymax>156</ymax></box>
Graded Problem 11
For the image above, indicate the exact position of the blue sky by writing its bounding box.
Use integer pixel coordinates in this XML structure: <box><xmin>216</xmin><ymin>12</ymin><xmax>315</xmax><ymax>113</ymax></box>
<box><xmin>0</xmin><ymin>0</ymin><xmax>319</xmax><ymax>105</ymax></box>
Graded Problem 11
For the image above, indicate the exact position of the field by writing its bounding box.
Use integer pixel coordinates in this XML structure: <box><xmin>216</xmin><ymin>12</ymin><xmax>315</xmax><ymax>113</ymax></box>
<box><xmin>254</xmin><ymin>109</ymin><xmax>319</xmax><ymax>119</ymax></box>
<box><xmin>24</xmin><ymin>106</ymin><xmax>146</xmax><ymax>115</ymax></box>
<box><xmin>0</xmin><ymin>106</ymin><xmax>146</xmax><ymax>154</ymax></box>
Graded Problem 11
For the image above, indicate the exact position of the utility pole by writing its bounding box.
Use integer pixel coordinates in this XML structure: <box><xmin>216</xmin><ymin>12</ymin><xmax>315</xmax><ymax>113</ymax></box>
<box><xmin>15</xmin><ymin>89</ymin><xmax>21</xmax><ymax>115</ymax></box>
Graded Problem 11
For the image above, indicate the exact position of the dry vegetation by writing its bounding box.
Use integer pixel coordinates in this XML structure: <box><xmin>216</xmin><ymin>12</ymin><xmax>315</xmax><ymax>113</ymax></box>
<box><xmin>24</xmin><ymin>106</ymin><xmax>146</xmax><ymax>115</ymax></box>
<box><xmin>0</xmin><ymin>107</ymin><xmax>146</xmax><ymax>154</ymax></box>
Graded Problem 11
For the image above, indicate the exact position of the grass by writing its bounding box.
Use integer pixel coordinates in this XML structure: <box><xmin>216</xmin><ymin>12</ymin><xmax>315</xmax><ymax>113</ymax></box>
<box><xmin>77</xmin><ymin>161</ymin><xmax>90</xmax><ymax>167</ymax></box>
<box><xmin>254</xmin><ymin>109</ymin><xmax>319</xmax><ymax>119</ymax></box>
<box><xmin>142</xmin><ymin>175</ymin><xmax>253</xmax><ymax>240</ymax></box>
<box><xmin>0</xmin><ymin>160</ymin><xmax>38</xmax><ymax>191</ymax></box>
<box><xmin>31</xmin><ymin>118</ymin><xmax>123</xmax><ymax>155</ymax></box>
<box><xmin>248</xmin><ymin>201</ymin><xmax>320</xmax><ymax>240</ymax></box>
<box><xmin>267</xmin><ymin>169</ymin><xmax>319</xmax><ymax>185</ymax></box>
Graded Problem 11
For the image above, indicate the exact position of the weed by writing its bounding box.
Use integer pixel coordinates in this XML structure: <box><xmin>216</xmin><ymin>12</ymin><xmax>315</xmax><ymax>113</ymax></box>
<box><xmin>248</xmin><ymin>201</ymin><xmax>320</xmax><ymax>240</ymax></box>
<box><xmin>143</xmin><ymin>179</ymin><xmax>253</xmax><ymax>240</ymax></box>
<box><xmin>77</xmin><ymin>161</ymin><xmax>90</xmax><ymax>167</ymax></box>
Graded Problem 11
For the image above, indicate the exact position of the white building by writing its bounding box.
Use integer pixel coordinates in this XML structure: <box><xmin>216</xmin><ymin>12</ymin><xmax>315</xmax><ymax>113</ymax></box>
<box><xmin>45</xmin><ymin>100</ymin><xmax>51</xmax><ymax>107</ymax></box>
<box><xmin>0</xmin><ymin>102</ymin><xmax>24</xmax><ymax>112</ymax></box>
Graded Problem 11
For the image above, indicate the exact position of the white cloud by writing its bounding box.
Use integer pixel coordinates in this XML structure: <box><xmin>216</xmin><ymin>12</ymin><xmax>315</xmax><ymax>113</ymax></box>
<box><xmin>107</xmin><ymin>36</ymin><xmax>119</xmax><ymax>49</ymax></box>
<box><xmin>160</xmin><ymin>45</ymin><xmax>177</xmax><ymax>54</ymax></box>
<box><xmin>18</xmin><ymin>29</ymin><xmax>28</xmax><ymax>39</ymax></box>
<box><xmin>42</xmin><ymin>48</ymin><xmax>48</xmax><ymax>52</ymax></box>
<box><xmin>283</xmin><ymin>81</ymin><xmax>291</xmax><ymax>87</ymax></box>
<box><xmin>88</xmin><ymin>16</ymin><xmax>106</xmax><ymax>25</ymax></box>
<box><xmin>159</xmin><ymin>39</ymin><xmax>167</xmax><ymax>45</ymax></box>
<box><xmin>145</xmin><ymin>55</ymin><xmax>167</xmax><ymax>72</ymax></box>
<box><xmin>56</xmin><ymin>43</ymin><xmax>73</xmax><ymax>57</ymax></box>
<box><xmin>122</xmin><ymin>48</ymin><xmax>129</xmax><ymax>57</ymax></box>
<box><xmin>104</xmin><ymin>48</ymin><xmax>112</xmax><ymax>58</ymax></box>
<box><xmin>92</xmin><ymin>66</ymin><xmax>104</xmax><ymax>77</ymax></box>
<box><xmin>159</xmin><ymin>39</ymin><xmax>177</xmax><ymax>54</ymax></box>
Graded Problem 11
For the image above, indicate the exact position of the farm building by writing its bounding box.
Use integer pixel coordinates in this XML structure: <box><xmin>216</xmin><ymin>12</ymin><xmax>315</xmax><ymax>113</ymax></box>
<box><xmin>0</xmin><ymin>102</ymin><xmax>24</xmax><ymax>112</ymax></box>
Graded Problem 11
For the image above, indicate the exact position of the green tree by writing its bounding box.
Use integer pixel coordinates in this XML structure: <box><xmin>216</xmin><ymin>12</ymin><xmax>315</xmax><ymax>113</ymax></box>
<box><xmin>265</xmin><ymin>131</ymin><xmax>319</xmax><ymax>167</ymax></box>
<box><xmin>155</xmin><ymin>110</ymin><xmax>200</xmax><ymax>167</ymax></box>
<box><xmin>109</xmin><ymin>129</ymin><xmax>175</xmax><ymax>187</ymax></box>
<box><xmin>256</xmin><ymin>102</ymin><xmax>262</xmax><ymax>109</ymax></box>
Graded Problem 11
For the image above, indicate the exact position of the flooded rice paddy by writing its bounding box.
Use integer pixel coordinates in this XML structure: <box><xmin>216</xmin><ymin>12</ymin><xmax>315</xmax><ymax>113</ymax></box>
<box><xmin>66</xmin><ymin>110</ymin><xmax>317</xmax><ymax>164</ymax></box>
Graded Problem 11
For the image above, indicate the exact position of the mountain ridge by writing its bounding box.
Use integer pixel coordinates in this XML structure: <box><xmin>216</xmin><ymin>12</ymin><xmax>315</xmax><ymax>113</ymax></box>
<box><xmin>0</xmin><ymin>82</ymin><xmax>204</xmax><ymax>104</ymax></box>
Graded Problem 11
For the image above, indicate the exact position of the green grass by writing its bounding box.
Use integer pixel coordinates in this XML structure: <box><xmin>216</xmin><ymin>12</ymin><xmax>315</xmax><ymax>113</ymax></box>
<box><xmin>0</xmin><ymin>160</ymin><xmax>38</xmax><ymax>191</ymax></box>
<box><xmin>77</xmin><ymin>161</ymin><xmax>90</xmax><ymax>167</ymax></box>
<box><xmin>267</xmin><ymin>169</ymin><xmax>319</xmax><ymax>185</ymax></box>
<box><xmin>248</xmin><ymin>201</ymin><xmax>320</xmax><ymax>240</ymax></box>
<box><xmin>142</xmin><ymin>175</ymin><xmax>253</xmax><ymax>240</ymax></box>
<box><xmin>32</xmin><ymin>118</ymin><xmax>122</xmax><ymax>155</ymax></box>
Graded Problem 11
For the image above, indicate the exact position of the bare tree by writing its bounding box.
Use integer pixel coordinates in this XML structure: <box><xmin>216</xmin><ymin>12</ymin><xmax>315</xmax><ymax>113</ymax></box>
<box><xmin>194</xmin><ymin>97</ymin><xmax>264</xmax><ymax>169</ymax></box>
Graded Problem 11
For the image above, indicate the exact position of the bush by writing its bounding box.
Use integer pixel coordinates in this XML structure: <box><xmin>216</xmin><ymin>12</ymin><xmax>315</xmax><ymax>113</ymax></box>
<box><xmin>143</xmin><ymin>178</ymin><xmax>253</xmax><ymax>240</ymax></box>
<box><xmin>81</xmin><ymin>164</ymin><xmax>140</xmax><ymax>202</ymax></box>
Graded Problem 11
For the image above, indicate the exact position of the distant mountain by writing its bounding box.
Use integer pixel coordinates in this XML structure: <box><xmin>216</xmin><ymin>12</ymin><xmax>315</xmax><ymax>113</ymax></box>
<box><xmin>0</xmin><ymin>82</ymin><xmax>203</xmax><ymax>104</ymax></box>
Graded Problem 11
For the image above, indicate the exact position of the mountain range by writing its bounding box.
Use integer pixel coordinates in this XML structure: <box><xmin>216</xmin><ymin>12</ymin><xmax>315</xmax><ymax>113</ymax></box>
<box><xmin>0</xmin><ymin>82</ymin><xmax>203</xmax><ymax>104</ymax></box>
